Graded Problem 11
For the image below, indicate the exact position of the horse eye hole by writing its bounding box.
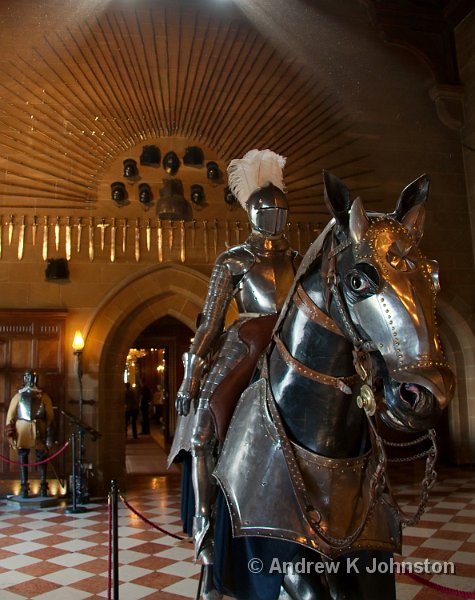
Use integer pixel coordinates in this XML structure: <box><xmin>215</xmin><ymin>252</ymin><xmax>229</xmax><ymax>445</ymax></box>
<box><xmin>346</xmin><ymin>264</ymin><xmax>379</xmax><ymax>296</ymax></box>
<box><xmin>350</xmin><ymin>274</ymin><xmax>365</xmax><ymax>291</ymax></box>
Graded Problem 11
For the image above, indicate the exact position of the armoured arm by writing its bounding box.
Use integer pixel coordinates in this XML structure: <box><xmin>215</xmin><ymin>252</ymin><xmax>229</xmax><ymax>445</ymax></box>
<box><xmin>43</xmin><ymin>394</ymin><xmax>55</xmax><ymax>448</ymax></box>
<box><xmin>176</xmin><ymin>261</ymin><xmax>234</xmax><ymax>416</ymax></box>
<box><xmin>5</xmin><ymin>394</ymin><xmax>19</xmax><ymax>439</ymax></box>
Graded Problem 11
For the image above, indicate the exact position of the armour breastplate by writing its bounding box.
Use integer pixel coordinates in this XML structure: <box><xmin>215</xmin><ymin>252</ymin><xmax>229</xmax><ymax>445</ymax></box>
<box><xmin>16</xmin><ymin>390</ymin><xmax>45</xmax><ymax>421</ymax></box>
<box><xmin>234</xmin><ymin>252</ymin><xmax>297</xmax><ymax>314</ymax></box>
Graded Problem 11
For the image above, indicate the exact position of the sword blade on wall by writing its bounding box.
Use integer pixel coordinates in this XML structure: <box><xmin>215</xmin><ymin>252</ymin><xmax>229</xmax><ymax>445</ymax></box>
<box><xmin>146</xmin><ymin>218</ymin><xmax>151</xmax><ymax>252</ymax></box>
<box><xmin>191</xmin><ymin>219</ymin><xmax>196</xmax><ymax>249</ymax></box>
<box><xmin>76</xmin><ymin>217</ymin><xmax>84</xmax><ymax>253</ymax></box>
<box><xmin>225</xmin><ymin>220</ymin><xmax>230</xmax><ymax>248</ymax></box>
<box><xmin>97</xmin><ymin>218</ymin><xmax>109</xmax><ymax>252</ymax></box>
<box><xmin>296</xmin><ymin>222</ymin><xmax>302</xmax><ymax>255</ymax></box>
<box><xmin>88</xmin><ymin>216</ymin><xmax>94</xmax><ymax>262</ymax></box>
<box><xmin>168</xmin><ymin>220</ymin><xmax>174</xmax><ymax>254</ymax></box>
<box><xmin>65</xmin><ymin>217</ymin><xmax>72</xmax><ymax>261</ymax></box>
<box><xmin>54</xmin><ymin>216</ymin><xmax>60</xmax><ymax>251</ymax></box>
<box><xmin>122</xmin><ymin>218</ymin><xmax>128</xmax><ymax>254</ymax></box>
<box><xmin>157</xmin><ymin>219</ymin><xmax>163</xmax><ymax>263</ymax></box>
<box><xmin>212</xmin><ymin>219</ymin><xmax>218</xmax><ymax>256</ymax></box>
<box><xmin>110</xmin><ymin>217</ymin><xmax>116</xmax><ymax>262</ymax></box>
<box><xmin>32</xmin><ymin>215</ymin><xmax>38</xmax><ymax>246</ymax></box>
<box><xmin>0</xmin><ymin>216</ymin><xmax>3</xmax><ymax>259</ymax></box>
<box><xmin>203</xmin><ymin>220</ymin><xmax>209</xmax><ymax>263</ymax></box>
<box><xmin>135</xmin><ymin>218</ymin><xmax>140</xmax><ymax>262</ymax></box>
<box><xmin>17</xmin><ymin>216</ymin><xmax>26</xmax><ymax>260</ymax></box>
<box><xmin>42</xmin><ymin>216</ymin><xmax>49</xmax><ymax>261</ymax></box>
<box><xmin>8</xmin><ymin>215</ymin><xmax>14</xmax><ymax>246</ymax></box>
<box><xmin>234</xmin><ymin>220</ymin><xmax>242</xmax><ymax>245</ymax></box>
<box><xmin>179</xmin><ymin>220</ymin><xmax>185</xmax><ymax>263</ymax></box>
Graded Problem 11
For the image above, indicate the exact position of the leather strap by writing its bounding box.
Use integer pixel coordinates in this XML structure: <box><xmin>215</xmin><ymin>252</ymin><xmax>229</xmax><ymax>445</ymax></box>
<box><xmin>273</xmin><ymin>332</ymin><xmax>358</xmax><ymax>395</ymax></box>
<box><xmin>294</xmin><ymin>283</ymin><xmax>344</xmax><ymax>336</ymax></box>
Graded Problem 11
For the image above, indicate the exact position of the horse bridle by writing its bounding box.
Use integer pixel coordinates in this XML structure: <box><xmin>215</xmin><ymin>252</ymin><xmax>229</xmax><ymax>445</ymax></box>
<box><xmin>269</xmin><ymin>229</ymin><xmax>439</xmax><ymax>550</ymax></box>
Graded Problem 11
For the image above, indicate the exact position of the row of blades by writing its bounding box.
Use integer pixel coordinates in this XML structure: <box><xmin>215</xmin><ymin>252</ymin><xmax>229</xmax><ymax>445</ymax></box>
<box><xmin>0</xmin><ymin>216</ymin><xmax>321</xmax><ymax>262</ymax></box>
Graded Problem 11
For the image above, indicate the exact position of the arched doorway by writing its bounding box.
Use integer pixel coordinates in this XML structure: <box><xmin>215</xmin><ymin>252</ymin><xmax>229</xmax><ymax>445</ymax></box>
<box><xmin>81</xmin><ymin>264</ymin><xmax>211</xmax><ymax>495</ymax></box>
<box><xmin>124</xmin><ymin>316</ymin><xmax>193</xmax><ymax>477</ymax></box>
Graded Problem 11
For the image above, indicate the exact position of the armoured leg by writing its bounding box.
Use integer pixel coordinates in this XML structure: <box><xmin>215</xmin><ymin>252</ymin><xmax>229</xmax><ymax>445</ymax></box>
<box><xmin>37</xmin><ymin>450</ymin><xmax>48</xmax><ymax>497</ymax></box>
<box><xmin>190</xmin><ymin>401</ymin><xmax>218</xmax><ymax>565</ymax></box>
<box><xmin>18</xmin><ymin>448</ymin><xmax>30</xmax><ymax>498</ymax></box>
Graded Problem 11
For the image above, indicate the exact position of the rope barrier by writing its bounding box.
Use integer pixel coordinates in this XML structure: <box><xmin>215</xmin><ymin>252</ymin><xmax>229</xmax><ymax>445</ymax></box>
<box><xmin>0</xmin><ymin>440</ymin><xmax>70</xmax><ymax>467</ymax></box>
<box><xmin>110</xmin><ymin>485</ymin><xmax>475</xmax><ymax>600</ymax></box>
<box><xmin>119</xmin><ymin>493</ymin><xmax>191</xmax><ymax>542</ymax></box>
<box><xmin>404</xmin><ymin>572</ymin><xmax>475</xmax><ymax>598</ymax></box>
<box><xmin>107</xmin><ymin>492</ymin><xmax>112</xmax><ymax>600</ymax></box>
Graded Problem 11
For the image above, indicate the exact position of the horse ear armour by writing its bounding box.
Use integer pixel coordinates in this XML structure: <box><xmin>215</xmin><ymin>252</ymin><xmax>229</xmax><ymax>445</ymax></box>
<box><xmin>393</xmin><ymin>174</ymin><xmax>429</xmax><ymax>220</ymax></box>
<box><xmin>323</xmin><ymin>170</ymin><xmax>351</xmax><ymax>231</ymax></box>
<box><xmin>401</xmin><ymin>204</ymin><xmax>426</xmax><ymax>243</ymax></box>
<box><xmin>349</xmin><ymin>196</ymin><xmax>370</xmax><ymax>244</ymax></box>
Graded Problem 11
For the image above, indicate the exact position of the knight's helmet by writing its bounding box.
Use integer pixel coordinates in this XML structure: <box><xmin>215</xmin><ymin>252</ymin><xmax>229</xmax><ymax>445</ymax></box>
<box><xmin>227</xmin><ymin>149</ymin><xmax>289</xmax><ymax>236</ymax></box>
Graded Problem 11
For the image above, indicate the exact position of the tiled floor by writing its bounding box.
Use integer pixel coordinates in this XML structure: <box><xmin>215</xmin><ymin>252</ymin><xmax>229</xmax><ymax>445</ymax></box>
<box><xmin>0</xmin><ymin>429</ymin><xmax>474</xmax><ymax>599</ymax></box>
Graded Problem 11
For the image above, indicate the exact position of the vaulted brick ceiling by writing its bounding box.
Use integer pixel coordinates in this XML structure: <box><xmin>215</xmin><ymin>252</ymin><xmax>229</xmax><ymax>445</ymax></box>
<box><xmin>0</xmin><ymin>0</ymin><xmax>469</xmax><ymax>218</ymax></box>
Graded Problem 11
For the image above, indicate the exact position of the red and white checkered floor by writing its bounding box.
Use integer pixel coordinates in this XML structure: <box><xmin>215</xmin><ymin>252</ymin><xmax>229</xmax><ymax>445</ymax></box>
<box><xmin>0</xmin><ymin>440</ymin><xmax>474</xmax><ymax>599</ymax></box>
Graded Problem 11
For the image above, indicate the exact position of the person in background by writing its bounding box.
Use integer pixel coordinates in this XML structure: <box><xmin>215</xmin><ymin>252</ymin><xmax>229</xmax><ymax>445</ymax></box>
<box><xmin>125</xmin><ymin>382</ymin><xmax>139</xmax><ymax>439</ymax></box>
<box><xmin>139</xmin><ymin>383</ymin><xmax>152</xmax><ymax>435</ymax></box>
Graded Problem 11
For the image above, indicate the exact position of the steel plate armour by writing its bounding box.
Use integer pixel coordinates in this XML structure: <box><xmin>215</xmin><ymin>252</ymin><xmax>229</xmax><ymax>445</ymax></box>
<box><xmin>214</xmin><ymin>378</ymin><xmax>401</xmax><ymax>559</ymax></box>
<box><xmin>17</xmin><ymin>389</ymin><xmax>46</xmax><ymax>421</ymax></box>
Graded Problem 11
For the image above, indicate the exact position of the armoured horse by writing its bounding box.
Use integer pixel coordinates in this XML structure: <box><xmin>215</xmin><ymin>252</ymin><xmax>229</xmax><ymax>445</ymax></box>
<box><xmin>211</xmin><ymin>171</ymin><xmax>455</xmax><ymax>599</ymax></box>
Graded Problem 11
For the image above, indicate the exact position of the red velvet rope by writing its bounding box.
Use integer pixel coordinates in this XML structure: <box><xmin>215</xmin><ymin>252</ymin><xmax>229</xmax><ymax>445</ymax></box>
<box><xmin>116</xmin><ymin>494</ymin><xmax>474</xmax><ymax>598</ymax></box>
<box><xmin>120</xmin><ymin>494</ymin><xmax>191</xmax><ymax>542</ymax></box>
<box><xmin>0</xmin><ymin>440</ymin><xmax>70</xmax><ymax>467</ymax></box>
<box><xmin>404</xmin><ymin>572</ymin><xmax>475</xmax><ymax>598</ymax></box>
<box><xmin>107</xmin><ymin>493</ymin><xmax>112</xmax><ymax>600</ymax></box>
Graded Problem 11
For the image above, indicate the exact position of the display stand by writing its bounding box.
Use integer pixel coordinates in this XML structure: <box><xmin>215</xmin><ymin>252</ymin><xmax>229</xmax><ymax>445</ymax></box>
<box><xmin>61</xmin><ymin>409</ymin><xmax>101</xmax><ymax>514</ymax></box>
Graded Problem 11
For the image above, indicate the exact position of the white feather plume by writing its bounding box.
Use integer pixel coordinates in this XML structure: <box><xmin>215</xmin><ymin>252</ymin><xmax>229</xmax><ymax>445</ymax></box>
<box><xmin>227</xmin><ymin>149</ymin><xmax>286</xmax><ymax>209</ymax></box>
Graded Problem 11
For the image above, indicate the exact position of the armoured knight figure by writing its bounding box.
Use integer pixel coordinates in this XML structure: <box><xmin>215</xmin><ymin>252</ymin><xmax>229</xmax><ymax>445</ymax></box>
<box><xmin>6</xmin><ymin>371</ymin><xmax>55</xmax><ymax>498</ymax></box>
<box><xmin>170</xmin><ymin>149</ymin><xmax>301</xmax><ymax>571</ymax></box>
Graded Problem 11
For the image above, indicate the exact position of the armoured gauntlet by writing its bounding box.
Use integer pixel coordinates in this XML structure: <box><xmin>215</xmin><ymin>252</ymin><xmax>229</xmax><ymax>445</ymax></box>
<box><xmin>176</xmin><ymin>352</ymin><xmax>206</xmax><ymax>416</ymax></box>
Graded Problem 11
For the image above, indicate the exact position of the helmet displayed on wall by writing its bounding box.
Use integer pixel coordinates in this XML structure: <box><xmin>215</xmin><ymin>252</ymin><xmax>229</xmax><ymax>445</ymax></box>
<box><xmin>111</xmin><ymin>181</ymin><xmax>128</xmax><ymax>206</ymax></box>
<box><xmin>190</xmin><ymin>184</ymin><xmax>205</xmax><ymax>205</ymax></box>
<box><xmin>140</xmin><ymin>145</ymin><xmax>161</xmax><ymax>167</ymax></box>
<box><xmin>163</xmin><ymin>151</ymin><xmax>180</xmax><ymax>175</ymax></box>
<box><xmin>157</xmin><ymin>179</ymin><xmax>192</xmax><ymax>221</ymax></box>
<box><xmin>183</xmin><ymin>146</ymin><xmax>204</xmax><ymax>167</ymax></box>
<box><xmin>139</xmin><ymin>183</ymin><xmax>153</xmax><ymax>207</ymax></box>
<box><xmin>224</xmin><ymin>186</ymin><xmax>237</xmax><ymax>206</ymax></box>
<box><xmin>123</xmin><ymin>158</ymin><xmax>139</xmax><ymax>179</ymax></box>
<box><xmin>206</xmin><ymin>161</ymin><xmax>220</xmax><ymax>181</ymax></box>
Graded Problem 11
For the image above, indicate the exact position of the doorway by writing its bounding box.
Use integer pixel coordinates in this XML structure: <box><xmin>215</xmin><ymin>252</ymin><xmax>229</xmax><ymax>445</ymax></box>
<box><xmin>124</xmin><ymin>316</ymin><xmax>193</xmax><ymax>477</ymax></box>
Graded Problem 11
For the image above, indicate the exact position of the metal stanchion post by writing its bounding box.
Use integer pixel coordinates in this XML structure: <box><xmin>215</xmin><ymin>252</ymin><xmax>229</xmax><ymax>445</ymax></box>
<box><xmin>65</xmin><ymin>431</ymin><xmax>87</xmax><ymax>514</ymax></box>
<box><xmin>111</xmin><ymin>479</ymin><xmax>119</xmax><ymax>599</ymax></box>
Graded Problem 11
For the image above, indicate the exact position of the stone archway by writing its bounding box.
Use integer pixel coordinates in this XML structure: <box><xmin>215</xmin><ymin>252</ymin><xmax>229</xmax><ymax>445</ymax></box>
<box><xmin>82</xmin><ymin>264</ymin><xmax>211</xmax><ymax>494</ymax></box>
<box><xmin>438</xmin><ymin>297</ymin><xmax>475</xmax><ymax>464</ymax></box>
